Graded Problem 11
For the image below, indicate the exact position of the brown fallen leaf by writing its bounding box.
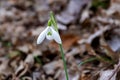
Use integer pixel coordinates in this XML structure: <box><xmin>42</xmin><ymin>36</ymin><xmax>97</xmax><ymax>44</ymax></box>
<box><xmin>14</xmin><ymin>61</ymin><xmax>29</xmax><ymax>79</ymax></box>
<box><xmin>79</xmin><ymin>70</ymin><xmax>91</xmax><ymax>80</ymax></box>
<box><xmin>56</xmin><ymin>0</ymin><xmax>91</xmax><ymax>24</ymax></box>
<box><xmin>43</xmin><ymin>60</ymin><xmax>63</xmax><ymax>75</ymax></box>
<box><xmin>86</xmin><ymin>43</ymin><xmax>113</xmax><ymax>64</ymax></box>
<box><xmin>107</xmin><ymin>0</ymin><xmax>120</xmax><ymax>15</ymax></box>
<box><xmin>99</xmin><ymin>70</ymin><xmax>117</xmax><ymax>80</ymax></box>
<box><xmin>0</xmin><ymin>58</ymin><xmax>12</xmax><ymax>75</ymax></box>
<box><xmin>100</xmin><ymin>37</ymin><xmax>119</xmax><ymax>62</ymax></box>
<box><xmin>78</xmin><ymin>25</ymin><xmax>111</xmax><ymax>44</ymax></box>
<box><xmin>49</xmin><ymin>33</ymin><xmax>80</xmax><ymax>52</ymax></box>
<box><xmin>99</xmin><ymin>59</ymin><xmax>120</xmax><ymax>80</ymax></box>
<box><xmin>47</xmin><ymin>0</ymin><xmax>68</xmax><ymax>12</ymax></box>
<box><xmin>106</xmin><ymin>27</ymin><xmax>120</xmax><ymax>52</ymax></box>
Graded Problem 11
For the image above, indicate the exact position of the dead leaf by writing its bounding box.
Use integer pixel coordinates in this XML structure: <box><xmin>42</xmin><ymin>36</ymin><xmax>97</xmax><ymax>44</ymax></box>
<box><xmin>15</xmin><ymin>61</ymin><xmax>29</xmax><ymax>78</ymax></box>
<box><xmin>43</xmin><ymin>60</ymin><xmax>62</xmax><ymax>75</ymax></box>
<box><xmin>0</xmin><ymin>58</ymin><xmax>12</xmax><ymax>75</ymax></box>
<box><xmin>100</xmin><ymin>37</ymin><xmax>119</xmax><ymax>62</ymax></box>
<box><xmin>78</xmin><ymin>26</ymin><xmax>110</xmax><ymax>44</ymax></box>
<box><xmin>80</xmin><ymin>70</ymin><xmax>91</xmax><ymax>80</ymax></box>
<box><xmin>107</xmin><ymin>34</ymin><xmax>120</xmax><ymax>52</ymax></box>
<box><xmin>50</xmin><ymin>33</ymin><xmax>80</xmax><ymax>52</ymax></box>
<box><xmin>25</xmin><ymin>54</ymin><xmax>34</xmax><ymax>67</ymax></box>
<box><xmin>80</xmin><ymin>10</ymin><xmax>90</xmax><ymax>23</ymax></box>
<box><xmin>107</xmin><ymin>0</ymin><xmax>120</xmax><ymax>15</ymax></box>
<box><xmin>56</xmin><ymin>0</ymin><xmax>91</xmax><ymax>24</ymax></box>
<box><xmin>99</xmin><ymin>70</ymin><xmax>116</xmax><ymax>80</ymax></box>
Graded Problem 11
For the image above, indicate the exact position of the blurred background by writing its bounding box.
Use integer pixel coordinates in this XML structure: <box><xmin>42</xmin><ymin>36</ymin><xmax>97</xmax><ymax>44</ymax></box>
<box><xmin>0</xmin><ymin>0</ymin><xmax>120</xmax><ymax>80</ymax></box>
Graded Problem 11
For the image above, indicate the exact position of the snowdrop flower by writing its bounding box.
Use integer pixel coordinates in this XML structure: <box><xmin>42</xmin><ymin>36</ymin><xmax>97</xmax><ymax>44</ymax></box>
<box><xmin>37</xmin><ymin>26</ymin><xmax>62</xmax><ymax>44</ymax></box>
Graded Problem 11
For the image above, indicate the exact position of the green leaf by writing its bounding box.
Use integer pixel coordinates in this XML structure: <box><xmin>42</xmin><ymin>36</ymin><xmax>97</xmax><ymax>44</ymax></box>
<box><xmin>50</xmin><ymin>11</ymin><xmax>58</xmax><ymax>31</ymax></box>
<box><xmin>34</xmin><ymin>56</ymin><xmax>42</xmax><ymax>65</ymax></box>
<box><xmin>78</xmin><ymin>57</ymin><xmax>98</xmax><ymax>66</ymax></box>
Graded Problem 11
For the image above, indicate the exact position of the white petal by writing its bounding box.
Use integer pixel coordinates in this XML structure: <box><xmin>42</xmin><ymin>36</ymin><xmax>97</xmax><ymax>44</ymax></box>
<box><xmin>50</xmin><ymin>27</ymin><xmax>62</xmax><ymax>44</ymax></box>
<box><xmin>37</xmin><ymin>27</ymin><xmax>48</xmax><ymax>44</ymax></box>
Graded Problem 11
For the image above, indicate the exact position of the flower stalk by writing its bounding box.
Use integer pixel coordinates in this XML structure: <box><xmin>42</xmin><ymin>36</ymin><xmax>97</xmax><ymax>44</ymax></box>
<box><xmin>59</xmin><ymin>44</ymin><xmax>69</xmax><ymax>80</ymax></box>
<box><xmin>50</xmin><ymin>11</ymin><xmax>69</xmax><ymax>80</ymax></box>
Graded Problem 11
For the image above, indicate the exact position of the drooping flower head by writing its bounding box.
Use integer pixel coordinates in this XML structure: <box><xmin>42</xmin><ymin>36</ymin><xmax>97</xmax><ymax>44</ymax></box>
<box><xmin>37</xmin><ymin>26</ymin><xmax>62</xmax><ymax>44</ymax></box>
<box><xmin>37</xmin><ymin>12</ymin><xmax>62</xmax><ymax>44</ymax></box>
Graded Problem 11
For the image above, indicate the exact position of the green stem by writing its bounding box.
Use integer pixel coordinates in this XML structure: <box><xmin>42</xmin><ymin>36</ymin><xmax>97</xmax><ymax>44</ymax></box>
<box><xmin>59</xmin><ymin>44</ymin><xmax>69</xmax><ymax>80</ymax></box>
<box><xmin>49</xmin><ymin>11</ymin><xmax>69</xmax><ymax>79</ymax></box>
<box><xmin>50</xmin><ymin>11</ymin><xmax>58</xmax><ymax>32</ymax></box>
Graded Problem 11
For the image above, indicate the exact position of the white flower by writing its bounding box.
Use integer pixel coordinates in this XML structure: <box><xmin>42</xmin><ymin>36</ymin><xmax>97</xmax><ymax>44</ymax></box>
<box><xmin>37</xmin><ymin>26</ymin><xmax>62</xmax><ymax>44</ymax></box>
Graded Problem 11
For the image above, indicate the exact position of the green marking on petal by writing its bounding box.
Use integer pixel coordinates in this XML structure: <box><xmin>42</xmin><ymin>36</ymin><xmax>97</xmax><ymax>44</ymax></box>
<box><xmin>47</xmin><ymin>32</ymin><xmax>52</xmax><ymax>36</ymax></box>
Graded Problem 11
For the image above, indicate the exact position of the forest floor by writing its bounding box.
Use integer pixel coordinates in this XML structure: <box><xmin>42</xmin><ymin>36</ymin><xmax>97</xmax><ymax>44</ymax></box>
<box><xmin>0</xmin><ymin>0</ymin><xmax>120</xmax><ymax>80</ymax></box>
